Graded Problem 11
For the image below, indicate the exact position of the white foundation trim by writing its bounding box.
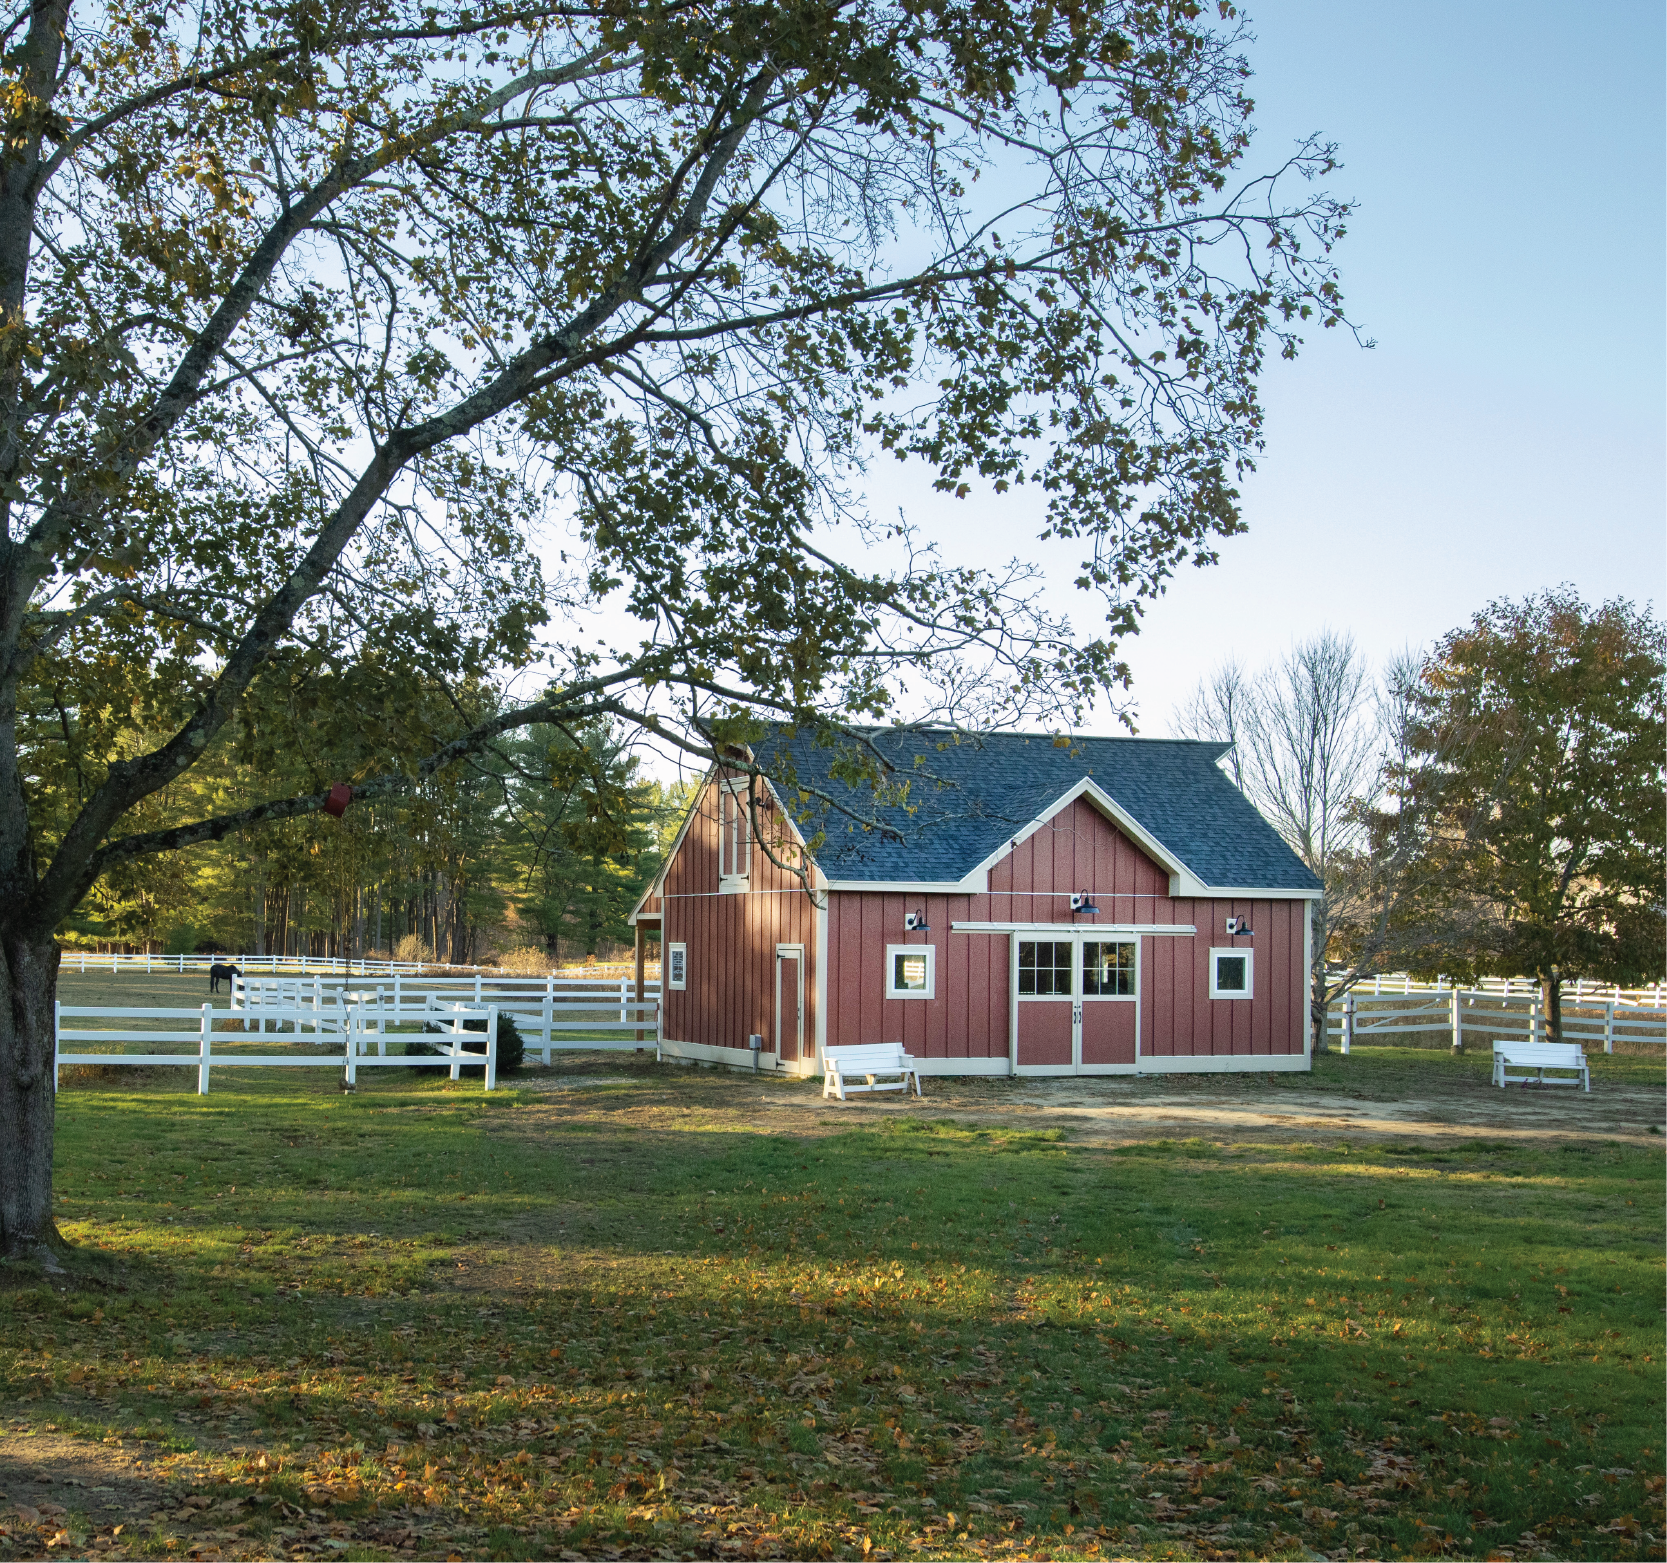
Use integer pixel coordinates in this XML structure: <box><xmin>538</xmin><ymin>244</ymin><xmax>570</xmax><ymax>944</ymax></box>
<box><xmin>659</xmin><ymin>1037</ymin><xmax>824</xmax><ymax>1078</ymax></box>
<box><xmin>913</xmin><ymin>1055</ymin><xmax>1013</xmax><ymax>1075</ymax></box>
<box><xmin>1134</xmin><ymin>1052</ymin><xmax>1309</xmax><ymax>1074</ymax></box>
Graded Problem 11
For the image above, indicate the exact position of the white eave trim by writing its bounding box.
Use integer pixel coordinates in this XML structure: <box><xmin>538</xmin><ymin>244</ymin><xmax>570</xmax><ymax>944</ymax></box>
<box><xmin>820</xmin><ymin>875</ymin><xmax>987</xmax><ymax>894</ymax></box>
<box><xmin>951</xmin><ymin>921</ymin><xmax>1197</xmax><ymax>936</ymax></box>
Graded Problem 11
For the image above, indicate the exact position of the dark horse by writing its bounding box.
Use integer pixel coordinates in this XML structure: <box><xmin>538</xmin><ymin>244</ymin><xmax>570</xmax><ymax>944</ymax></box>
<box><xmin>208</xmin><ymin>961</ymin><xmax>243</xmax><ymax>994</ymax></box>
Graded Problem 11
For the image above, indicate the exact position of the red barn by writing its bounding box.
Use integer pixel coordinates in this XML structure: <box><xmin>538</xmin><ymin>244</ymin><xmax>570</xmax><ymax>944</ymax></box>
<box><xmin>629</xmin><ymin>730</ymin><xmax>1322</xmax><ymax>1077</ymax></box>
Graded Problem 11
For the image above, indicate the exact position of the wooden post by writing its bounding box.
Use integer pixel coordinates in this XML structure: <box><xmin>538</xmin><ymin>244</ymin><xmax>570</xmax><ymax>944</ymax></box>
<box><xmin>1342</xmin><ymin>996</ymin><xmax>1354</xmax><ymax>1055</ymax></box>
<box><xmin>1604</xmin><ymin>1000</ymin><xmax>1615</xmax><ymax>1055</ymax></box>
<box><xmin>484</xmin><ymin>1008</ymin><xmax>498</xmax><ymax>1092</ymax></box>
<box><xmin>1450</xmin><ymin>989</ymin><xmax>1463</xmax><ymax>1054</ymax></box>
<box><xmin>53</xmin><ymin>1000</ymin><xmax>60</xmax><ymax>1092</ymax></box>
<box><xmin>198</xmin><ymin>1004</ymin><xmax>213</xmax><ymax>1095</ymax></box>
<box><xmin>543</xmin><ymin>972</ymin><xmax>554</xmax><ymax>1065</ymax></box>
<box><xmin>634</xmin><ymin>923</ymin><xmax>646</xmax><ymax>1051</ymax></box>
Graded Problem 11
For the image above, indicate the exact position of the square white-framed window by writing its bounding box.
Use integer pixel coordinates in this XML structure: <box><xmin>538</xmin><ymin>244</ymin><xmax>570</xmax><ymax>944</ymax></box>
<box><xmin>1209</xmin><ymin>946</ymin><xmax>1253</xmax><ymax>1000</ymax></box>
<box><xmin>666</xmin><ymin>943</ymin><xmax>688</xmax><ymax>991</ymax></box>
<box><xmin>718</xmin><ymin>781</ymin><xmax>751</xmax><ymax>888</ymax></box>
<box><xmin>885</xmin><ymin>943</ymin><xmax>935</xmax><ymax>1000</ymax></box>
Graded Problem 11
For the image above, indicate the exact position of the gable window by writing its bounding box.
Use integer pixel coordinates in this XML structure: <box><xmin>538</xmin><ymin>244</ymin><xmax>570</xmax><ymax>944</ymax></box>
<box><xmin>1082</xmin><ymin>940</ymin><xmax>1136</xmax><ymax>996</ymax></box>
<box><xmin>1209</xmin><ymin>947</ymin><xmax>1253</xmax><ymax>1000</ymax></box>
<box><xmin>666</xmin><ymin>943</ymin><xmax>687</xmax><ymax>990</ymax></box>
<box><xmin>885</xmin><ymin>944</ymin><xmax>935</xmax><ymax>999</ymax></box>
<box><xmin>718</xmin><ymin>782</ymin><xmax>751</xmax><ymax>889</ymax></box>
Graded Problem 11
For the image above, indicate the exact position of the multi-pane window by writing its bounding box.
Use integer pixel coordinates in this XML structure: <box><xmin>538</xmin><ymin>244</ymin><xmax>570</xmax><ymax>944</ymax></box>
<box><xmin>718</xmin><ymin>784</ymin><xmax>751</xmax><ymax>883</ymax></box>
<box><xmin>1017</xmin><ymin>941</ymin><xmax>1074</xmax><ymax>996</ymax></box>
<box><xmin>1081</xmin><ymin>941</ymin><xmax>1136</xmax><ymax>996</ymax></box>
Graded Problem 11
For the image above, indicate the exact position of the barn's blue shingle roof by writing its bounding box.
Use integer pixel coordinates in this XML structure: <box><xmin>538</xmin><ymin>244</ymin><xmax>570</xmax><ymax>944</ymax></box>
<box><xmin>756</xmin><ymin>728</ymin><xmax>1321</xmax><ymax>893</ymax></box>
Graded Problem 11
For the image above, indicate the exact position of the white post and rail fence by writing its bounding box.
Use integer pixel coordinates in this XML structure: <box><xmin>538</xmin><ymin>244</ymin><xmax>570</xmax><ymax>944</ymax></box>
<box><xmin>59</xmin><ymin>950</ymin><xmax>661</xmax><ymax>980</ymax></box>
<box><xmin>52</xmin><ymin>974</ymin><xmax>664</xmax><ymax>1091</ymax></box>
<box><xmin>1326</xmin><ymin>986</ymin><xmax>1665</xmax><ymax>1055</ymax></box>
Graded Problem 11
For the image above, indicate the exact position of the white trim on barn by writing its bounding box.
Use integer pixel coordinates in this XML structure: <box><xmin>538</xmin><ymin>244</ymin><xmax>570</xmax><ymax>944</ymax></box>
<box><xmin>952</xmin><ymin>921</ymin><xmax>1197</xmax><ymax>935</ymax></box>
<box><xmin>1134</xmin><ymin>1052</ymin><xmax>1307</xmax><ymax>1074</ymax></box>
<box><xmin>1208</xmin><ymin>947</ymin><xmax>1254</xmax><ymax>1000</ymax></box>
<box><xmin>884</xmin><ymin>944</ymin><xmax>936</xmax><ymax>999</ymax></box>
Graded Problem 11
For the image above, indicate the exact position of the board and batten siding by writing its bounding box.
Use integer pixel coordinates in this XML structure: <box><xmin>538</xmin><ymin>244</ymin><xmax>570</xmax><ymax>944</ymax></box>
<box><xmin>658</xmin><ymin>774</ymin><xmax>820</xmax><ymax>1064</ymax></box>
<box><xmin>824</xmin><ymin>796</ymin><xmax>1307</xmax><ymax>1064</ymax></box>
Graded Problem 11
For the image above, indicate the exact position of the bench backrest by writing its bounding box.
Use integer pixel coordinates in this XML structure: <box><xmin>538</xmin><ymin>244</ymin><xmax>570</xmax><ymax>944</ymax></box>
<box><xmin>826</xmin><ymin>1044</ymin><xmax>909</xmax><ymax>1071</ymax></box>
<box><xmin>1493</xmin><ymin>1041</ymin><xmax>1587</xmax><ymax>1064</ymax></box>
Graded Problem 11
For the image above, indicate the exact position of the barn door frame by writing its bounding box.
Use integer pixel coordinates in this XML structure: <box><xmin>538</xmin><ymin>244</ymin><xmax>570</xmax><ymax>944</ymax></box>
<box><xmin>774</xmin><ymin>944</ymin><xmax>805</xmax><ymax>1067</ymax></box>
<box><xmin>1007</xmin><ymin>932</ymin><xmax>1140</xmax><ymax>1075</ymax></box>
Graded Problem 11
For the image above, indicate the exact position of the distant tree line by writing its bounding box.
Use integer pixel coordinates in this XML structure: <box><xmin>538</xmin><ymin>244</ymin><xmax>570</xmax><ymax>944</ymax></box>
<box><xmin>39</xmin><ymin>703</ymin><xmax>690</xmax><ymax>964</ymax></box>
<box><xmin>1177</xmin><ymin>587</ymin><xmax>1665</xmax><ymax>1047</ymax></box>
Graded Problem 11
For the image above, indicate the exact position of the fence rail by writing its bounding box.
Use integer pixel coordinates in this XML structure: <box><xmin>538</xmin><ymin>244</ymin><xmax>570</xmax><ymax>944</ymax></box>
<box><xmin>1325</xmin><ymin>988</ymin><xmax>1666</xmax><ymax>1054</ymax></box>
<box><xmin>54</xmin><ymin>1001</ymin><xmax>503</xmax><ymax>1092</ymax></box>
<box><xmin>1327</xmin><ymin>970</ymin><xmax>1664</xmax><ymax>1006</ymax></box>
<box><xmin>62</xmin><ymin>950</ymin><xmax>663</xmax><ymax>980</ymax></box>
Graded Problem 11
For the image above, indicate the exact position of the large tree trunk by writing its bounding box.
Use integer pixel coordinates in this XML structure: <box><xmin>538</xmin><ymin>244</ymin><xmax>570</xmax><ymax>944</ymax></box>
<box><xmin>1542</xmin><ymin>967</ymin><xmax>1563</xmax><ymax>1043</ymax></box>
<box><xmin>0</xmin><ymin>930</ymin><xmax>63</xmax><ymax>1262</ymax></box>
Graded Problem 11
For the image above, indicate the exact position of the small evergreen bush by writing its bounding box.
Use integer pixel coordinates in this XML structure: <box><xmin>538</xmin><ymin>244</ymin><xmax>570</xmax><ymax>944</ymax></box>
<box><xmin>407</xmin><ymin>1012</ymin><xmax>524</xmax><ymax>1075</ymax></box>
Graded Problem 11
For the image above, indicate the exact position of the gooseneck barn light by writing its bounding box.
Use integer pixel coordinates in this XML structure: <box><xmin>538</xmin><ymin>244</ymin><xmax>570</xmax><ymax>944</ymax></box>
<box><xmin>903</xmin><ymin>910</ymin><xmax>931</xmax><ymax>932</ymax></box>
<box><xmin>1069</xmin><ymin>891</ymin><xmax>1100</xmax><ymax>915</ymax></box>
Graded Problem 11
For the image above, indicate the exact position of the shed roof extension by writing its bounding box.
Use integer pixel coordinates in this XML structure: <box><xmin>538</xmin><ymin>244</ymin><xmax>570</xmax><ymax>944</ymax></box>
<box><xmin>757</xmin><ymin>728</ymin><xmax>1322</xmax><ymax>895</ymax></box>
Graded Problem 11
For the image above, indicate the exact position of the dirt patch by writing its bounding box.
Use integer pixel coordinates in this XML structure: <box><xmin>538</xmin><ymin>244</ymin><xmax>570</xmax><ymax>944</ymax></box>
<box><xmin>496</xmin><ymin>1055</ymin><xmax>1666</xmax><ymax>1149</ymax></box>
<box><xmin>0</xmin><ymin>1428</ymin><xmax>184</xmax><ymax>1537</ymax></box>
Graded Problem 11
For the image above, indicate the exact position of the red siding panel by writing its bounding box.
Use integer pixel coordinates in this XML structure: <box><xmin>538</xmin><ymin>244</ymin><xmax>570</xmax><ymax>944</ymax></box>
<box><xmin>659</xmin><ymin>775</ymin><xmax>819</xmax><ymax>1057</ymax></box>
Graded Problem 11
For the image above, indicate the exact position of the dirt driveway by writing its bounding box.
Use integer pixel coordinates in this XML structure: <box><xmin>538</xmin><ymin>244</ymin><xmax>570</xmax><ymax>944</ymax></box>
<box><xmin>521</xmin><ymin>1048</ymin><xmax>1666</xmax><ymax>1148</ymax></box>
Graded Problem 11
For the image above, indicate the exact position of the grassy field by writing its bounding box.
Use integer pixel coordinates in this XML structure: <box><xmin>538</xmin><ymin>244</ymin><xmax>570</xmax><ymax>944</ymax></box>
<box><xmin>1</xmin><ymin>1030</ymin><xmax>1662</xmax><ymax>1561</ymax></box>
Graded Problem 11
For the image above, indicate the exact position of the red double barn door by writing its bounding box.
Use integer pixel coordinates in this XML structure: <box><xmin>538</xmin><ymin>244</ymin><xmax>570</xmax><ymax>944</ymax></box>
<box><xmin>1013</xmin><ymin>935</ymin><xmax>1137</xmax><ymax>1072</ymax></box>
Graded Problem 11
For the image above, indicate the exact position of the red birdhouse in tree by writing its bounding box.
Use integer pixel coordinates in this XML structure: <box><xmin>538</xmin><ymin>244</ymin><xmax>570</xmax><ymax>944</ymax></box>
<box><xmin>323</xmin><ymin>783</ymin><xmax>353</xmax><ymax>818</ymax></box>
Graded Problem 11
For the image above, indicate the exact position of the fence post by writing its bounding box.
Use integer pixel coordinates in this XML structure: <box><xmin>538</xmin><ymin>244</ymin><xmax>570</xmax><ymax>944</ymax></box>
<box><xmin>345</xmin><ymin>1011</ymin><xmax>358</xmax><ymax>1089</ymax></box>
<box><xmin>52</xmin><ymin>999</ymin><xmax>60</xmax><ymax>1092</ymax></box>
<box><xmin>198</xmin><ymin>1004</ymin><xmax>213</xmax><ymax>1095</ymax></box>
<box><xmin>1528</xmin><ymin>998</ymin><xmax>1541</xmax><ymax>1043</ymax></box>
<box><xmin>474</xmin><ymin>973</ymin><xmax>482</xmax><ymax>1008</ymax></box>
<box><xmin>543</xmin><ymin>976</ymin><xmax>554</xmax><ymax>1066</ymax></box>
<box><xmin>448</xmin><ymin>1008</ymin><xmax>463</xmax><ymax>1082</ymax></box>
<box><xmin>1604</xmin><ymin>1000</ymin><xmax>1614</xmax><ymax>1055</ymax></box>
<box><xmin>1450</xmin><ymin>989</ymin><xmax>1463</xmax><ymax>1054</ymax></box>
<box><xmin>394</xmin><ymin>971</ymin><xmax>403</xmax><ymax>1025</ymax></box>
<box><xmin>484</xmin><ymin>1008</ymin><xmax>498</xmax><ymax>1092</ymax></box>
<box><xmin>1343</xmin><ymin>996</ymin><xmax>1354</xmax><ymax>1055</ymax></box>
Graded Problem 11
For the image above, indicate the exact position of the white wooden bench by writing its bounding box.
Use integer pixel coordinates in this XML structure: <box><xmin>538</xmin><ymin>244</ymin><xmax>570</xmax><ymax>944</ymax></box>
<box><xmin>823</xmin><ymin>1044</ymin><xmax>922</xmax><ymax>1101</ymax></box>
<box><xmin>1492</xmin><ymin>1040</ymin><xmax>1590</xmax><ymax>1092</ymax></box>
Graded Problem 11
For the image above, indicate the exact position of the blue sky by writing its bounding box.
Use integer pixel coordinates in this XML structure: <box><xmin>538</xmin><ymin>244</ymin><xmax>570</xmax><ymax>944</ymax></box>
<box><xmin>1112</xmin><ymin>0</ymin><xmax>1667</xmax><ymax>729</ymax></box>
